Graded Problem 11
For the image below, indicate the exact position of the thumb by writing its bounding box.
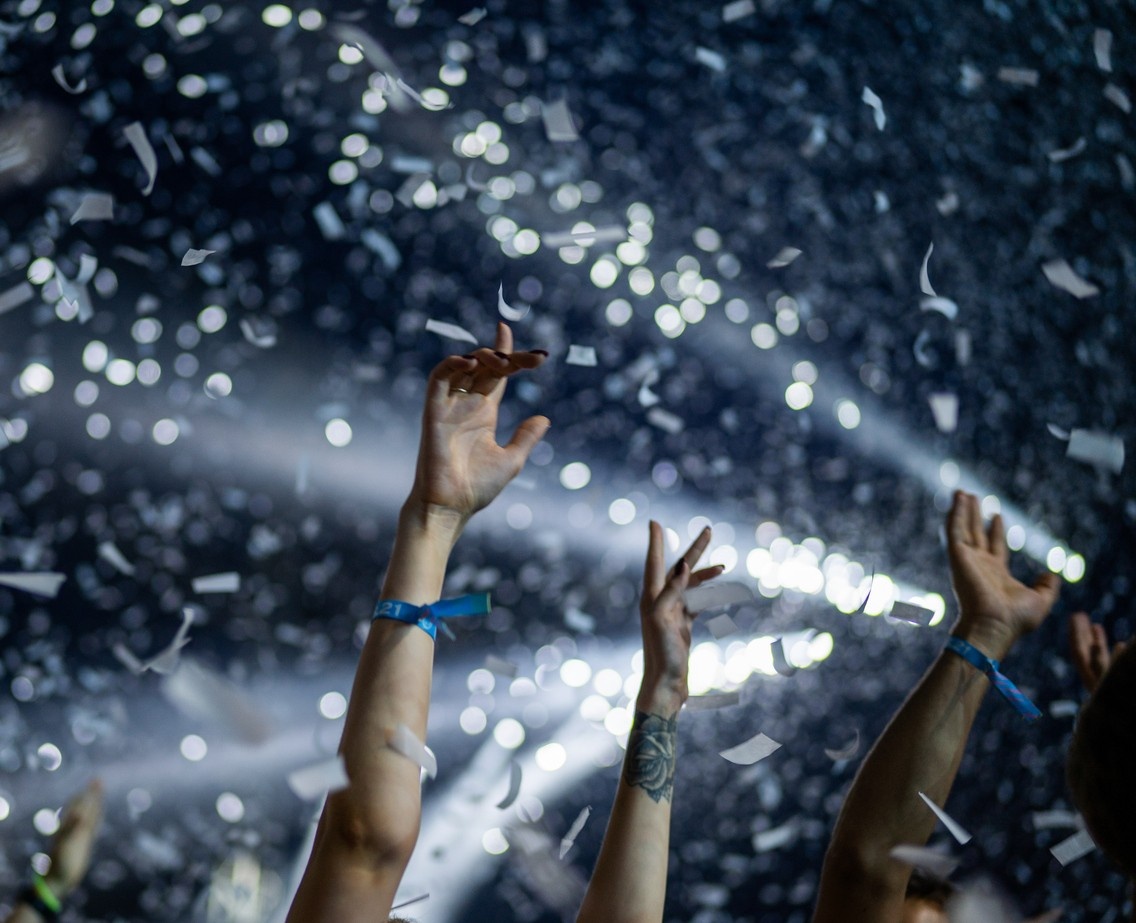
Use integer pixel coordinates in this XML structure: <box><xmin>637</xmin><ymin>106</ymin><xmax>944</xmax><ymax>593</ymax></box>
<box><xmin>504</xmin><ymin>415</ymin><xmax>550</xmax><ymax>467</ymax></box>
<box><xmin>1032</xmin><ymin>572</ymin><xmax>1062</xmax><ymax>610</ymax></box>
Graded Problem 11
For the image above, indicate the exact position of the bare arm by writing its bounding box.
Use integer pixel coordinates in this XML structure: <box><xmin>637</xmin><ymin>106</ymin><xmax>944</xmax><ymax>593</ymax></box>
<box><xmin>813</xmin><ymin>491</ymin><xmax>1060</xmax><ymax>923</ymax></box>
<box><xmin>577</xmin><ymin>522</ymin><xmax>722</xmax><ymax>923</ymax></box>
<box><xmin>287</xmin><ymin>324</ymin><xmax>548</xmax><ymax>923</ymax></box>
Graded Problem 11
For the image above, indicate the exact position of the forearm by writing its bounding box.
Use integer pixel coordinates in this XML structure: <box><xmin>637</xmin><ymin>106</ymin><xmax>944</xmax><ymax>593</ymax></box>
<box><xmin>577</xmin><ymin>683</ymin><xmax>681</xmax><ymax>923</ymax></box>
<box><xmin>5</xmin><ymin>906</ymin><xmax>41</xmax><ymax>923</ymax></box>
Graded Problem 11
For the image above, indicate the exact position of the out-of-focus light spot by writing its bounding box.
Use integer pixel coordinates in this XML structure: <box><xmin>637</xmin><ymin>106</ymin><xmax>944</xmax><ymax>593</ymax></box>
<box><xmin>603</xmin><ymin>706</ymin><xmax>633</xmax><ymax>736</ymax></box>
<box><xmin>506</xmin><ymin>503</ymin><xmax>532</xmax><ymax>530</ymax></box>
<box><xmin>204</xmin><ymin>372</ymin><xmax>232</xmax><ymax>399</ymax></box>
<box><xmin>482</xmin><ymin>827</ymin><xmax>509</xmax><ymax>855</ymax></box>
<box><xmin>606</xmin><ymin>298</ymin><xmax>633</xmax><ymax>326</ymax></box>
<box><xmin>177</xmin><ymin>74</ymin><xmax>208</xmax><ymax>98</ymax></box>
<box><xmin>593</xmin><ymin>668</ymin><xmax>623</xmax><ymax>697</ymax></box>
<box><xmin>106</xmin><ymin>359</ymin><xmax>136</xmax><ymax>386</ymax></box>
<box><xmin>139</xmin><ymin>362</ymin><xmax>160</xmax><ymax>385</ymax></box>
<box><xmin>132</xmin><ymin>317</ymin><xmax>162</xmax><ymax>344</ymax></box>
<box><xmin>0</xmin><ymin>797</ymin><xmax>9</xmax><ymax>822</ymax></box>
<box><xmin>440</xmin><ymin>62</ymin><xmax>467</xmax><ymax>86</ymax></box>
<box><xmin>339</xmin><ymin>43</ymin><xmax>364</xmax><ymax>65</ymax></box>
<box><xmin>319</xmin><ymin>691</ymin><xmax>347</xmax><ymax>719</ymax></box>
<box><xmin>836</xmin><ymin>399</ymin><xmax>861</xmax><ymax>429</ymax></box>
<box><xmin>725</xmin><ymin>298</ymin><xmax>749</xmax><ymax>323</ymax></box>
<box><xmin>493</xmin><ymin>718</ymin><xmax>525</xmax><ymax>749</ymax></box>
<box><xmin>608</xmin><ymin>498</ymin><xmax>636</xmax><ymax>525</ymax></box>
<box><xmin>559</xmin><ymin>462</ymin><xmax>591</xmax><ymax>490</ymax></box>
<box><xmin>693</xmin><ymin>226</ymin><xmax>721</xmax><ymax>251</ymax></box>
<box><xmin>1063</xmin><ymin>553</ymin><xmax>1086</xmax><ymax>583</ymax></box>
<box><xmin>1006</xmin><ymin>524</ymin><xmax>1026</xmax><ymax>551</ymax></box>
<box><xmin>560</xmin><ymin>659</ymin><xmax>592</xmax><ymax>688</ymax></box>
<box><xmin>136</xmin><ymin>4</ymin><xmax>162</xmax><ymax>27</ymax></box>
<box><xmin>793</xmin><ymin>360</ymin><xmax>818</xmax><ymax>384</ymax></box>
<box><xmin>981</xmin><ymin>495</ymin><xmax>1001</xmax><ymax>518</ymax></box>
<box><xmin>412</xmin><ymin>180</ymin><xmax>438</xmax><ymax>209</ymax></box>
<box><xmin>460</xmin><ymin>706</ymin><xmax>487</xmax><ymax>735</ymax></box>
<box><xmin>629</xmin><ymin>267</ymin><xmax>654</xmax><ymax>295</ymax></box>
<box><xmin>11</xmin><ymin>676</ymin><xmax>35</xmax><ymax>701</ymax></box>
<box><xmin>176</xmin><ymin>13</ymin><xmax>206</xmax><ymax>36</ymax></box>
<box><xmin>33</xmin><ymin>809</ymin><xmax>60</xmax><ymax>836</ymax></box>
<box><xmin>297</xmin><ymin>8</ymin><xmax>323</xmax><ymax>30</ymax></box>
<box><xmin>513</xmin><ymin>229</ymin><xmax>539</xmax><ymax>254</ymax></box>
<box><xmin>253</xmin><ymin>120</ymin><xmax>289</xmax><ymax>147</ymax></box>
<box><xmin>325</xmin><ymin>419</ymin><xmax>352</xmax><ymax>447</ymax></box>
<box><xmin>198</xmin><ymin>305</ymin><xmax>227</xmax><ymax>333</ymax></box>
<box><xmin>329</xmin><ymin>159</ymin><xmax>358</xmax><ymax>185</ymax></box>
<box><xmin>580</xmin><ymin>694</ymin><xmax>612</xmax><ymax>722</ymax></box>
<box><xmin>74</xmin><ymin>381</ymin><xmax>98</xmax><ymax>406</ymax></box>
<box><xmin>680</xmin><ymin>297</ymin><xmax>706</xmax><ymax>324</ymax></box>
<box><xmin>216</xmin><ymin>792</ymin><xmax>244</xmax><ymax>823</ymax></box>
<box><xmin>180</xmin><ymin>734</ymin><xmax>207</xmax><ymax>761</ymax></box>
<box><xmin>28</xmin><ymin>257</ymin><xmax>53</xmax><ymax>284</ymax></box>
<box><xmin>262</xmin><ymin>4</ymin><xmax>292</xmax><ymax>27</ymax></box>
<box><xmin>708</xmin><ymin>545</ymin><xmax>738</xmax><ymax>573</ymax></box>
<box><xmin>590</xmin><ymin>257</ymin><xmax>620</xmax><ymax>289</ymax></box>
<box><xmin>939</xmin><ymin>460</ymin><xmax>960</xmax><ymax>488</ymax></box>
<box><xmin>785</xmin><ymin>381</ymin><xmax>813</xmax><ymax>410</ymax></box>
<box><xmin>776</xmin><ymin>307</ymin><xmax>800</xmax><ymax>335</ymax></box>
<box><xmin>862</xmin><ymin>574</ymin><xmax>895</xmax><ymax>616</ymax></box>
<box><xmin>19</xmin><ymin>363</ymin><xmax>53</xmax><ymax>395</ymax></box>
<box><xmin>751</xmin><ymin>323</ymin><xmax>777</xmax><ymax>349</ymax></box>
<box><xmin>87</xmin><ymin>413</ymin><xmax>111</xmax><ymax>439</ymax></box>
<box><xmin>535</xmin><ymin>742</ymin><xmax>567</xmax><ymax>771</ymax></box>
<box><xmin>808</xmin><ymin>632</ymin><xmax>835</xmax><ymax>662</ymax></box>
<box><xmin>36</xmin><ymin>743</ymin><xmax>62</xmax><ymax>771</ymax></box>
<box><xmin>617</xmin><ymin>239</ymin><xmax>646</xmax><ymax>265</ymax></box>
<box><xmin>654</xmin><ymin>303</ymin><xmax>683</xmax><ymax>336</ymax></box>
<box><xmin>687</xmin><ymin>642</ymin><xmax>722</xmax><ymax>696</ymax></box>
<box><xmin>1047</xmin><ymin>546</ymin><xmax>1068</xmax><ymax>573</ymax></box>
<box><xmin>723</xmin><ymin>647</ymin><xmax>753</xmax><ymax>684</ymax></box>
<box><xmin>152</xmin><ymin>419</ymin><xmax>179</xmax><ymax>445</ymax></box>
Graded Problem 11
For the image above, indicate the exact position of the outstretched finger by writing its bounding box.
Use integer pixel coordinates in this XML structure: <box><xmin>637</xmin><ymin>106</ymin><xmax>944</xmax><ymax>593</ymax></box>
<box><xmin>965</xmin><ymin>492</ymin><xmax>984</xmax><ymax>547</ymax></box>
<box><xmin>687</xmin><ymin>564</ymin><xmax>726</xmax><ymax>589</ymax></box>
<box><xmin>495</xmin><ymin>321</ymin><xmax>514</xmax><ymax>354</ymax></box>
<box><xmin>675</xmin><ymin>526</ymin><xmax>712</xmax><ymax>577</ymax></box>
<box><xmin>1069</xmin><ymin>612</ymin><xmax>1096</xmax><ymax>685</ymax></box>
<box><xmin>1031</xmin><ymin>571</ymin><xmax>1062</xmax><ymax>613</ymax></box>
<box><xmin>946</xmin><ymin>490</ymin><xmax>969</xmax><ymax>548</ymax></box>
<box><xmin>988</xmin><ymin>514</ymin><xmax>1008</xmax><ymax>565</ymax></box>
<box><xmin>654</xmin><ymin>557</ymin><xmax>692</xmax><ymax>614</ymax></box>
<box><xmin>1089</xmin><ymin>623</ymin><xmax>1109</xmax><ymax>682</ymax></box>
<box><xmin>644</xmin><ymin>520</ymin><xmax>666</xmax><ymax>600</ymax></box>
<box><xmin>502</xmin><ymin>414</ymin><xmax>550</xmax><ymax>470</ymax></box>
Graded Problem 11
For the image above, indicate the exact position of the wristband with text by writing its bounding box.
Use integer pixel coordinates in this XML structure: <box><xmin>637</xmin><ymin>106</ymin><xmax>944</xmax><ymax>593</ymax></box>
<box><xmin>372</xmin><ymin>592</ymin><xmax>491</xmax><ymax>641</ymax></box>
<box><xmin>946</xmin><ymin>634</ymin><xmax>1042</xmax><ymax>721</ymax></box>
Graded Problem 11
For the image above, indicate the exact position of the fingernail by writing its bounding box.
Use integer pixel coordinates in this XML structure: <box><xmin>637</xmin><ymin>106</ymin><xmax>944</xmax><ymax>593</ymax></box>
<box><xmin>528</xmin><ymin>349</ymin><xmax>550</xmax><ymax>356</ymax></box>
<box><xmin>493</xmin><ymin>351</ymin><xmax>510</xmax><ymax>360</ymax></box>
<box><xmin>461</xmin><ymin>353</ymin><xmax>476</xmax><ymax>359</ymax></box>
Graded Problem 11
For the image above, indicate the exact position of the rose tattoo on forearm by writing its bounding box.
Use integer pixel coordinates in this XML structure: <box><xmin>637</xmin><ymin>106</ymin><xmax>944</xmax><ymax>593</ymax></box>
<box><xmin>623</xmin><ymin>710</ymin><xmax>678</xmax><ymax>803</ymax></box>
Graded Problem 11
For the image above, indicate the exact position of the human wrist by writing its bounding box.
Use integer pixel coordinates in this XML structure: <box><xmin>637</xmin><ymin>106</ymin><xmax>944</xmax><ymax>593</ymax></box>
<box><xmin>636</xmin><ymin>677</ymin><xmax>686</xmax><ymax>715</ymax></box>
<box><xmin>951</xmin><ymin>616</ymin><xmax>1017</xmax><ymax>662</ymax></box>
<box><xmin>40</xmin><ymin>872</ymin><xmax>70</xmax><ymax>901</ymax></box>
<box><xmin>399</xmin><ymin>496</ymin><xmax>467</xmax><ymax>546</ymax></box>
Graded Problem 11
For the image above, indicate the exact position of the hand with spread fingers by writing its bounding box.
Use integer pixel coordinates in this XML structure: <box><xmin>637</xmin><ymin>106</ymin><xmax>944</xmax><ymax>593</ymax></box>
<box><xmin>946</xmin><ymin>490</ymin><xmax>1061</xmax><ymax>659</ymax></box>
<box><xmin>639</xmin><ymin>522</ymin><xmax>726</xmax><ymax>705</ymax></box>
<box><xmin>1069</xmin><ymin>611</ymin><xmax>1127</xmax><ymax>695</ymax></box>
<box><xmin>410</xmin><ymin>322</ymin><xmax>550</xmax><ymax>525</ymax></box>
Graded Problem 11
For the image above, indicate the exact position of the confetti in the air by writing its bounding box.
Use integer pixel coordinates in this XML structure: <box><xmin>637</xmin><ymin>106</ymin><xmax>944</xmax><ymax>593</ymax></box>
<box><xmin>313</xmin><ymin>202</ymin><xmax>346</xmax><ymax>240</ymax></box>
<box><xmin>541</xmin><ymin>226</ymin><xmax>627</xmax><ymax>248</ymax></box>
<box><xmin>394</xmin><ymin>77</ymin><xmax>451</xmax><ymax>112</ymax></box>
<box><xmin>0</xmin><ymin>572</ymin><xmax>66</xmax><ymax>598</ymax></box>
<box><xmin>752</xmin><ymin>820</ymin><xmax>799</xmax><ymax>853</ymax></box>
<box><xmin>123</xmin><ymin>121</ymin><xmax>158</xmax><ymax>195</ymax></box>
<box><xmin>287</xmin><ymin>756</ymin><xmax>350</xmax><ymax>801</ymax></box>
<box><xmin>425</xmin><ymin>319</ymin><xmax>479</xmax><ymax>345</ymax></box>
<box><xmin>559</xmin><ymin>805</ymin><xmax>592</xmax><ymax>859</ymax></box>
<box><xmin>181</xmin><ymin>249</ymin><xmax>216</xmax><ymax>267</ymax></box>
<box><xmin>1094</xmin><ymin>28</ymin><xmax>1113</xmax><ymax>73</ymax></box>
<box><xmin>541</xmin><ymin>99</ymin><xmax>579</xmax><ymax>142</ymax></box>
<box><xmin>1047</xmin><ymin>137</ymin><xmax>1087</xmax><ymax>163</ymax></box>
<box><xmin>684</xmin><ymin>582</ymin><xmax>753</xmax><ymax>612</ymax></box>
<box><xmin>484</xmin><ymin>654</ymin><xmax>519</xmax><ymax>678</ymax></box>
<box><xmin>929</xmin><ymin>393</ymin><xmax>959</xmax><ymax>433</ymax></box>
<box><xmin>918</xmin><ymin>791</ymin><xmax>972</xmax><ymax>844</ymax></box>
<box><xmin>457</xmin><ymin>7</ymin><xmax>487</xmax><ymax>26</ymax></box>
<box><xmin>647</xmin><ymin>407</ymin><xmax>684</xmax><ymax>434</ymax></box>
<box><xmin>1048</xmin><ymin>700</ymin><xmax>1079</xmax><ymax>719</ymax></box>
<box><xmin>0</xmin><ymin>282</ymin><xmax>35</xmax><ymax>316</ymax></box>
<box><xmin>1050</xmin><ymin>829</ymin><xmax>1096</xmax><ymax>867</ymax></box>
<box><xmin>824</xmin><ymin>730</ymin><xmax>861</xmax><ymax>761</ymax></box>
<box><xmin>389</xmin><ymin>723</ymin><xmax>438</xmax><ymax>779</ymax></box>
<box><xmin>920</xmin><ymin>296</ymin><xmax>959</xmax><ymax>321</ymax></box>
<box><xmin>50</xmin><ymin>63</ymin><xmax>87</xmax><ymax>94</ymax></box>
<box><xmin>1031</xmin><ymin>809</ymin><xmax>1082</xmax><ymax>830</ymax></box>
<box><xmin>705</xmin><ymin>613</ymin><xmax>739</xmax><ymax>639</ymax></box>
<box><xmin>496</xmin><ymin>761</ymin><xmax>523</xmax><ymax>809</ymax></box>
<box><xmin>721</xmin><ymin>0</ymin><xmax>756</xmax><ymax>22</ymax></box>
<box><xmin>890</xmin><ymin>600</ymin><xmax>937</xmax><ymax>626</ymax></box>
<box><xmin>919</xmin><ymin>242</ymin><xmax>936</xmax><ymax>296</ymax></box>
<box><xmin>161</xmin><ymin>659</ymin><xmax>273</xmax><ymax>743</ymax></box>
<box><xmin>719</xmin><ymin>732</ymin><xmax>782</xmax><ymax>766</ymax></box>
<box><xmin>566</xmin><ymin>345</ymin><xmax>597</xmax><ymax>367</ymax></box>
<box><xmin>1066</xmin><ymin>429</ymin><xmax>1124</xmax><ymax>474</ymax></box>
<box><xmin>997</xmin><ymin>67</ymin><xmax>1040</xmax><ymax>86</ymax></box>
<box><xmin>1041</xmin><ymin>259</ymin><xmax>1099</xmax><ymax>299</ymax></box>
<box><xmin>685</xmin><ymin>690</ymin><xmax>740</xmax><ymax>711</ymax></box>
<box><xmin>114</xmin><ymin>608</ymin><xmax>195</xmax><ymax>676</ymax></box>
<box><xmin>497</xmin><ymin>283</ymin><xmax>529</xmax><ymax>322</ymax></box>
<box><xmin>767</xmin><ymin>247</ymin><xmax>802</xmax><ymax>269</ymax></box>
<box><xmin>97</xmin><ymin>541</ymin><xmax>135</xmax><ymax>577</ymax></box>
<box><xmin>695</xmin><ymin>47</ymin><xmax>727</xmax><ymax>73</ymax></box>
<box><xmin>240</xmin><ymin>318</ymin><xmax>277</xmax><ymax>349</ymax></box>
<box><xmin>889</xmin><ymin>844</ymin><xmax>959</xmax><ymax>880</ymax></box>
<box><xmin>1104</xmin><ymin>83</ymin><xmax>1132</xmax><ymax>114</ymax></box>
<box><xmin>192</xmin><ymin>572</ymin><xmax>241</xmax><ymax>594</ymax></box>
<box><xmin>69</xmin><ymin>192</ymin><xmax>114</xmax><ymax>224</ymax></box>
<box><xmin>861</xmin><ymin>86</ymin><xmax>886</xmax><ymax>131</ymax></box>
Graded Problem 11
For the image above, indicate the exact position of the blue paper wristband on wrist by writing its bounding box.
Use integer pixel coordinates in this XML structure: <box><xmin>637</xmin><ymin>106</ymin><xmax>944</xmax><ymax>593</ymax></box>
<box><xmin>372</xmin><ymin>592</ymin><xmax>491</xmax><ymax>641</ymax></box>
<box><xmin>946</xmin><ymin>635</ymin><xmax>1042</xmax><ymax>721</ymax></box>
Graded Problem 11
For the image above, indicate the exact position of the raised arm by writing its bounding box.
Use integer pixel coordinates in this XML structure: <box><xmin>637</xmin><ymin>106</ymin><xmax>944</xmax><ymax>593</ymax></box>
<box><xmin>286</xmin><ymin>323</ymin><xmax>548</xmax><ymax>923</ymax></box>
<box><xmin>576</xmin><ymin>521</ymin><xmax>723</xmax><ymax>923</ymax></box>
<box><xmin>813</xmin><ymin>491</ymin><xmax>1060</xmax><ymax>923</ymax></box>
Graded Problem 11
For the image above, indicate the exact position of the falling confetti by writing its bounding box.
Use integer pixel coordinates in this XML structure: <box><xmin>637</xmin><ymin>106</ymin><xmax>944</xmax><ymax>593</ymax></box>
<box><xmin>719</xmin><ymin>732</ymin><xmax>782</xmax><ymax>765</ymax></box>
<box><xmin>558</xmin><ymin>805</ymin><xmax>592</xmax><ymax>859</ymax></box>
<box><xmin>287</xmin><ymin>757</ymin><xmax>350</xmax><ymax>800</ymax></box>
<box><xmin>122</xmin><ymin>121</ymin><xmax>157</xmax><ymax>195</ymax></box>
<box><xmin>389</xmin><ymin>723</ymin><xmax>438</xmax><ymax>779</ymax></box>
<box><xmin>918</xmin><ymin>792</ymin><xmax>972</xmax><ymax>845</ymax></box>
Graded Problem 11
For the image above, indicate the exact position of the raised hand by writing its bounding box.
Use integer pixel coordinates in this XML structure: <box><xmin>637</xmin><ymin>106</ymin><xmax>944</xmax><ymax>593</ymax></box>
<box><xmin>1069</xmin><ymin>611</ymin><xmax>1126</xmax><ymax>695</ymax></box>
<box><xmin>639</xmin><ymin>522</ymin><xmax>725</xmax><ymax>704</ymax></box>
<box><xmin>45</xmin><ymin>780</ymin><xmax>103</xmax><ymax>897</ymax></box>
<box><xmin>946</xmin><ymin>491</ymin><xmax>1061</xmax><ymax>657</ymax></box>
<box><xmin>409</xmin><ymin>322</ymin><xmax>549</xmax><ymax>524</ymax></box>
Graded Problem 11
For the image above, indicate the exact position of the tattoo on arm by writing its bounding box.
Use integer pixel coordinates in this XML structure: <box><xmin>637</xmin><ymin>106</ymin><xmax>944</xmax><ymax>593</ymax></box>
<box><xmin>623</xmin><ymin>710</ymin><xmax>678</xmax><ymax>803</ymax></box>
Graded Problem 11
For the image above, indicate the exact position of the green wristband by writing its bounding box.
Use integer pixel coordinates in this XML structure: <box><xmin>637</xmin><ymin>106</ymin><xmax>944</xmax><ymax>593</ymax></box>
<box><xmin>32</xmin><ymin>873</ymin><xmax>62</xmax><ymax>914</ymax></box>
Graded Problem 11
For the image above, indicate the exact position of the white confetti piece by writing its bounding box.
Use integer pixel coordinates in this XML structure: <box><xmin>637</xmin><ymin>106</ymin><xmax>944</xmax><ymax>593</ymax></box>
<box><xmin>496</xmin><ymin>760</ymin><xmax>523</xmax><ymax>809</ymax></box>
<box><xmin>955</xmin><ymin>329</ymin><xmax>972</xmax><ymax>366</ymax></box>
<box><xmin>647</xmin><ymin>407</ymin><xmax>684</xmax><ymax>435</ymax></box>
<box><xmin>890</xmin><ymin>600</ymin><xmax>937</xmax><ymax>626</ymax></box>
<box><xmin>51</xmin><ymin>63</ymin><xmax>87</xmax><ymax>94</ymax></box>
<box><xmin>722</xmin><ymin>0</ymin><xmax>755</xmax><ymax>22</ymax></box>
<box><xmin>695</xmin><ymin>47</ymin><xmax>727</xmax><ymax>72</ymax></box>
<box><xmin>918</xmin><ymin>791</ymin><xmax>972</xmax><ymax>844</ymax></box>
<box><xmin>1050</xmin><ymin>829</ymin><xmax>1096</xmax><ymax>866</ymax></box>
<box><xmin>564</xmin><ymin>607</ymin><xmax>595</xmax><ymax>632</ymax></box>
<box><xmin>1094</xmin><ymin>28</ymin><xmax>1113</xmax><ymax>73</ymax></box>
<box><xmin>362</xmin><ymin>230</ymin><xmax>401</xmax><ymax>272</ymax></box>
<box><xmin>484</xmin><ymin>654</ymin><xmax>518</xmax><ymax>678</ymax></box>
<box><xmin>1046</xmin><ymin>423</ymin><xmax>1070</xmax><ymax>442</ymax></box>
<box><xmin>390</xmin><ymin>154</ymin><xmax>434</xmax><ymax>174</ymax></box>
<box><xmin>162</xmin><ymin>659</ymin><xmax>273</xmax><ymax>743</ymax></box>
<box><xmin>190</xmin><ymin>146</ymin><xmax>221</xmax><ymax>176</ymax></box>
<box><xmin>919</xmin><ymin>241</ymin><xmax>936</xmax><ymax>296</ymax></box>
<box><xmin>425</xmin><ymin>319</ymin><xmax>478</xmax><ymax>345</ymax></box>
<box><xmin>920</xmin><ymin>296</ymin><xmax>959</xmax><ymax>320</ymax></box>
<box><xmin>929</xmin><ymin>392</ymin><xmax>959</xmax><ymax>433</ymax></box>
<box><xmin>312</xmin><ymin>202</ymin><xmax>345</xmax><ymax>240</ymax></box>
<box><xmin>497</xmin><ymin>283</ymin><xmax>529</xmax><ymax>321</ymax></box>
<box><xmin>566</xmin><ymin>345</ymin><xmax>597</xmax><ymax>367</ymax></box>
<box><xmin>1048</xmin><ymin>699</ymin><xmax>1079</xmax><ymax>719</ymax></box>
<box><xmin>69</xmin><ymin>192</ymin><xmax>114</xmax><ymax>224</ymax></box>
<box><xmin>0</xmin><ymin>281</ymin><xmax>35</xmax><ymax>316</ymax></box>
<box><xmin>889</xmin><ymin>844</ymin><xmax>959</xmax><ymax>880</ymax></box>
<box><xmin>288</xmin><ymin>756</ymin><xmax>349</xmax><ymax>800</ymax></box>
<box><xmin>861</xmin><ymin>86</ymin><xmax>886</xmax><ymax>131</ymax></box>
<box><xmin>1066</xmin><ymin>429</ymin><xmax>1124</xmax><ymax>474</ymax></box>
<box><xmin>637</xmin><ymin>369</ymin><xmax>661</xmax><ymax>407</ymax></box>
<box><xmin>1047</xmin><ymin>137</ymin><xmax>1087</xmax><ymax>163</ymax></box>
<box><xmin>1118</xmin><ymin>153</ymin><xmax>1136</xmax><ymax>190</ymax></box>
<box><xmin>685</xmin><ymin>581</ymin><xmax>753</xmax><ymax>612</ymax></box>
<box><xmin>1104</xmin><ymin>83</ymin><xmax>1132</xmax><ymax>114</ymax></box>
<box><xmin>1031</xmin><ymin>809</ymin><xmax>1082</xmax><ymax>830</ymax></box>
<box><xmin>98</xmin><ymin>541</ymin><xmax>135</xmax><ymax>577</ymax></box>
<box><xmin>111</xmin><ymin>643</ymin><xmax>145</xmax><ymax>675</ymax></box>
<box><xmin>541</xmin><ymin>99</ymin><xmax>579</xmax><ymax>142</ymax></box>
<box><xmin>559</xmin><ymin>805</ymin><xmax>592</xmax><ymax>858</ymax></box>
<box><xmin>936</xmin><ymin>190</ymin><xmax>960</xmax><ymax>215</ymax></box>
<box><xmin>705</xmin><ymin>613</ymin><xmax>739</xmax><ymax>639</ymax></box>
<box><xmin>395</xmin><ymin>172</ymin><xmax>432</xmax><ymax>207</ymax></box>
<box><xmin>390</xmin><ymin>723</ymin><xmax>437</xmax><ymax>778</ymax></box>
<box><xmin>128</xmin><ymin>607</ymin><xmax>196</xmax><ymax>676</ymax></box>
<box><xmin>239</xmin><ymin>318</ymin><xmax>277</xmax><ymax>348</ymax></box>
<box><xmin>458</xmin><ymin>7</ymin><xmax>487</xmax><ymax>25</ymax></box>
<box><xmin>1041</xmin><ymin>259</ymin><xmax>1099</xmax><ymax>299</ymax></box>
<box><xmin>541</xmin><ymin>226</ymin><xmax>627</xmax><ymax>248</ymax></box>
<box><xmin>123</xmin><ymin>121</ymin><xmax>157</xmax><ymax>195</ymax></box>
<box><xmin>997</xmin><ymin>67</ymin><xmax>1040</xmax><ymax>86</ymax></box>
<box><xmin>192</xmin><ymin>572</ymin><xmax>241</xmax><ymax>594</ymax></box>
<box><xmin>684</xmin><ymin>690</ymin><xmax>740</xmax><ymax>711</ymax></box>
<box><xmin>181</xmin><ymin>248</ymin><xmax>215</xmax><ymax>267</ymax></box>
<box><xmin>752</xmin><ymin>819</ymin><xmax>798</xmax><ymax>853</ymax></box>
<box><xmin>720</xmin><ymin>732</ymin><xmax>782</xmax><ymax>765</ymax></box>
<box><xmin>824</xmin><ymin>729</ymin><xmax>861</xmax><ymax>761</ymax></box>
<box><xmin>766</xmin><ymin>246</ymin><xmax>802</xmax><ymax>269</ymax></box>
<box><xmin>394</xmin><ymin>77</ymin><xmax>451</xmax><ymax>111</ymax></box>
<box><xmin>0</xmin><ymin>572</ymin><xmax>66</xmax><ymax>598</ymax></box>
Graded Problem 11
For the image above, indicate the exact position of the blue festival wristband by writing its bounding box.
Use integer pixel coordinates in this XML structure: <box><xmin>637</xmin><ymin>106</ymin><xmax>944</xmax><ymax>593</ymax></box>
<box><xmin>372</xmin><ymin>593</ymin><xmax>491</xmax><ymax>641</ymax></box>
<box><xmin>945</xmin><ymin>635</ymin><xmax>1042</xmax><ymax>721</ymax></box>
